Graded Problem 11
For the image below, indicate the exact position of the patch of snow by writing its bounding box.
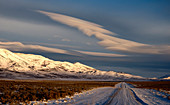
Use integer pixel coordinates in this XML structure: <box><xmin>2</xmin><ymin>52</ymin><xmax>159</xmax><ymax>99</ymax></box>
<box><xmin>132</xmin><ymin>88</ymin><xmax>170</xmax><ymax>105</ymax></box>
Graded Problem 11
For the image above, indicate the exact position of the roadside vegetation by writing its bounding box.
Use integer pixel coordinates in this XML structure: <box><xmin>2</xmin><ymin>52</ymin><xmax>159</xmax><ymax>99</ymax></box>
<box><xmin>0</xmin><ymin>80</ymin><xmax>117</xmax><ymax>104</ymax></box>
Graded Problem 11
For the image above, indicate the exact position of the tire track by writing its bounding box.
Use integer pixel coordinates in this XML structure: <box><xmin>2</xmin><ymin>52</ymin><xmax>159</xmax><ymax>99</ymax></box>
<box><xmin>104</xmin><ymin>82</ymin><xmax>148</xmax><ymax>105</ymax></box>
<box><xmin>130</xmin><ymin>89</ymin><xmax>148</xmax><ymax>105</ymax></box>
<box><xmin>103</xmin><ymin>88</ymin><xmax>121</xmax><ymax>105</ymax></box>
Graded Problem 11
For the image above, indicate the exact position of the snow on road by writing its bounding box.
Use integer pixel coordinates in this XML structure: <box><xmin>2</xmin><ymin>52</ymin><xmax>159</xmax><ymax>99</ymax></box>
<box><xmin>108</xmin><ymin>82</ymin><xmax>170</xmax><ymax>105</ymax></box>
<box><xmin>30</xmin><ymin>82</ymin><xmax>170</xmax><ymax>105</ymax></box>
<box><xmin>107</xmin><ymin>82</ymin><xmax>141</xmax><ymax>105</ymax></box>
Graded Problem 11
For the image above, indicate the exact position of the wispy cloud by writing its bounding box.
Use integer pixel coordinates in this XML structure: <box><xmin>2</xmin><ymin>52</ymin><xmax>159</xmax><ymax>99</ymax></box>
<box><xmin>0</xmin><ymin>41</ymin><xmax>72</xmax><ymax>55</ymax></box>
<box><xmin>38</xmin><ymin>10</ymin><xmax>170</xmax><ymax>55</ymax></box>
<box><xmin>86</xmin><ymin>42</ymin><xmax>91</xmax><ymax>45</ymax></box>
<box><xmin>0</xmin><ymin>38</ymin><xmax>9</xmax><ymax>42</ymax></box>
<box><xmin>24</xmin><ymin>42</ymin><xmax>80</xmax><ymax>49</ymax></box>
<box><xmin>37</xmin><ymin>11</ymin><xmax>114</xmax><ymax>36</ymax></box>
<box><xmin>61</xmin><ymin>38</ymin><xmax>71</xmax><ymax>42</ymax></box>
<box><xmin>0</xmin><ymin>41</ymin><xmax>126</xmax><ymax>57</ymax></box>
<box><xmin>74</xmin><ymin>50</ymin><xmax>126</xmax><ymax>57</ymax></box>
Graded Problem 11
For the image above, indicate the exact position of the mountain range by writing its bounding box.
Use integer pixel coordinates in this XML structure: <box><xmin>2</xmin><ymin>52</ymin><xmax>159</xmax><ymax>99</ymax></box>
<box><xmin>0</xmin><ymin>48</ymin><xmax>146</xmax><ymax>80</ymax></box>
<box><xmin>159</xmin><ymin>74</ymin><xmax>170</xmax><ymax>80</ymax></box>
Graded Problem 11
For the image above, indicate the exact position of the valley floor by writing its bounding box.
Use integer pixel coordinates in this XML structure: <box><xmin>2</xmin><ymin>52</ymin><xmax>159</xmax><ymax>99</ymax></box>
<box><xmin>31</xmin><ymin>82</ymin><xmax>170</xmax><ymax>105</ymax></box>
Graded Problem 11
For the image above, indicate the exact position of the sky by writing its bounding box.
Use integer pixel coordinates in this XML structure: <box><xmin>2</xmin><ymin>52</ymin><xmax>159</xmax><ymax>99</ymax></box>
<box><xmin>0</xmin><ymin>0</ymin><xmax>170</xmax><ymax>77</ymax></box>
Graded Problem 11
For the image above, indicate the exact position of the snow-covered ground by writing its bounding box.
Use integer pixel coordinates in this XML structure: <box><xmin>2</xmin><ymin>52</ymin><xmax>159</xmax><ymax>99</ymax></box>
<box><xmin>30</xmin><ymin>87</ymin><xmax>117</xmax><ymax>105</ymax></box>
<box><xmin>30</xmin><ymin>82</ymin><xmax>170</xmax><ymax>105</ymax></box>
<box><xmin>132</xmin><ymin>88</ymin><xmax>170</xmax><ymax>105</ymax></box>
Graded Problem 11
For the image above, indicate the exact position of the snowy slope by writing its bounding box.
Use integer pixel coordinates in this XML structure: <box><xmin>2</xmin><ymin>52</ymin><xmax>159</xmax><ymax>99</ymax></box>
<box><xmin>0</xmin><ymin>48</ymin><xmax>144</xmax><ymax>80</ymax></box>
<box><xmin>163</xmin><ymin>77</ymin><xmax>170</xmax><ymax>80</ymax></box>
<box><xmin>159</xmin><ymin>74</ymin><xmax>170</xmax><ymax>80</ymax></box>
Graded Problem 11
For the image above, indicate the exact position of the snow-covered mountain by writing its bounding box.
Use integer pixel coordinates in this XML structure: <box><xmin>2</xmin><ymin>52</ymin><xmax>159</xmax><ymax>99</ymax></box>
<box><xmin>0</xmin><ymin>48</ymin><xmax>144</xmax><ymax>80</ymax></box>
<box><xmin>159</xmin><ymin>74</ymin><xmax>170</xmax><ymax>80</ymax></box>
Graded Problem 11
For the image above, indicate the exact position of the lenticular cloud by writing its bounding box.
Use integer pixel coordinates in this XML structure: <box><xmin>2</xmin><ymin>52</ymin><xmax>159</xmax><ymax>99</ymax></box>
<box><xmin>38</xmin><ymin>10</ymin><xmax>170</xmax><ymax>55</ymax></box>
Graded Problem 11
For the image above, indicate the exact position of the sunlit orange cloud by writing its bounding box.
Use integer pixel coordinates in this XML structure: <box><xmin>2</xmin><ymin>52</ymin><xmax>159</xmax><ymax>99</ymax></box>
<box><xmin>38</xmin><ymin>10</ymin><xmax>170</xmax><ymax>55</ymax></box>
<box><xmin>0</xmin><ymin>41</ymin><xmax>71</xmax><ymax>55</ymax></box>
<box><xmin>74</xmin><ymin>50</ymin><xmax>126</xmax><ymax>57</ymax></box>
<box><xmin>37</xmin><ymin>10</ymin><xmax>114</xmax><ymax>37</ymax></box>
<box><xmin>0</xmin><ymin>41</ymin><xmax>127</xmax><ymax>57</ymax></box>
<box><xmin>24</xmin><ymin>42</ymin><xmax>80</xmax><ymax>49</ymax></box>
